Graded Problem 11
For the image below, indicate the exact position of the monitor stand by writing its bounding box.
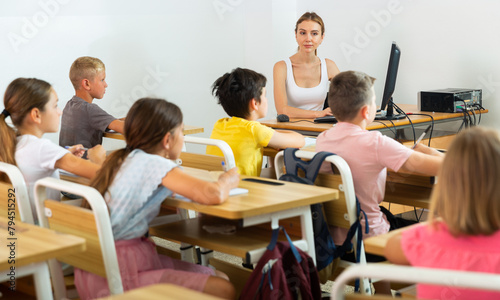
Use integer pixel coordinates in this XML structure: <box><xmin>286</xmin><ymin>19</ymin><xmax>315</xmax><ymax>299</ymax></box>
<box><xmin>375</xmin><ymin>98</ymin><xmax>406</xmax><ymax>120</ymax></box>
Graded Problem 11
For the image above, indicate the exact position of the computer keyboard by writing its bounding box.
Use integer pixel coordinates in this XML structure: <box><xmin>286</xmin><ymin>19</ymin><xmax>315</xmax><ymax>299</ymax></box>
<box><xmin>314</xmin><ymin>116</ymin><xmax>338</xmax><ymax>123</ymax></box>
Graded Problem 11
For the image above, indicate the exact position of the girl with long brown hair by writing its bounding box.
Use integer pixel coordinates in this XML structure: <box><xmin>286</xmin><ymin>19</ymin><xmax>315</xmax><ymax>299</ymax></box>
<box><xmin>74</xmin><ymin>98</ymin><xmax>239</xmax><ymax>299</ymax></box>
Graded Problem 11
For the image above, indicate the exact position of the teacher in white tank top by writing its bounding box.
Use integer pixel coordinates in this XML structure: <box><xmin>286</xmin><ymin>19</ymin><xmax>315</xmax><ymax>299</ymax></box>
<box><xmin>273</xmin><ymin>12</ymin><xmax>340</xmax><ymax>119</ymax></box>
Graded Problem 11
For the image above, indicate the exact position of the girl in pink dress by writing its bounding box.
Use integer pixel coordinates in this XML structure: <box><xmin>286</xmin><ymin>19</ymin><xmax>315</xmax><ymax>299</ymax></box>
<box><xmin>74</xmin><ymin>98</ymin><xmax>239</xmax><ymax>299</ymax></box>
<box><xmin>385</xmin><ymin>126</ymin><xmax>500</xmax><ymax>300</ymax></box>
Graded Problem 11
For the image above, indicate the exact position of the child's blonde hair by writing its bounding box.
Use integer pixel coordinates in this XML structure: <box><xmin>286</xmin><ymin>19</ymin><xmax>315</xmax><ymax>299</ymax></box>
<box><xmin>429</xmin><ymin>126</ymin><xmax>500</xmax><ymax>236</ymax></box>
<box><xmin>69</xmin><ymin>56</ymin><xmax>105</xmax><ymax>90</ymax></box>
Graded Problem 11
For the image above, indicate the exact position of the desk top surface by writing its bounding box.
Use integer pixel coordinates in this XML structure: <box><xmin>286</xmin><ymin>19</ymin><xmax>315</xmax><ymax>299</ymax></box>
<box><xmin>104</xmin><ymin>125</ymin><xmax>204</xmax><ymax>140</ymax></box>
<box><xmin>162</xmin><ymin>167</ymin><xmax>338</xmax><ymax>219</ymax></box>
<box><xmin>261</xmin><ymin>104</ymin><xmax>488</xmax><ymax>133</ymax></box>
<box><xmin>363</xmin><ymin>224</ymin><xmax>416</xmax><ymax>257</ymax></box>
<box><xmin>0</xmin><ymin>217</ymin><xmax>86</xmax><ymax>270</ymax></box>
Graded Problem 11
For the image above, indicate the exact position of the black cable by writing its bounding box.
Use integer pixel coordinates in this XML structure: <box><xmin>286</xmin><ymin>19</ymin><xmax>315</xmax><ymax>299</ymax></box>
<box><xmin>405</xmin><ymin>113</ymin><xmax>435</xmax><ymax>147</ymax></box>
<box><xmin>374</xmin><ymin>121</ymin><xmax>397</xmax><ymax>138</ymax></box>
<box><xmin>473</xmin><ymin>103</ymin><xmax>485</xmax><ymax>124</ymax></box>
<box><xmin>413</xmin><ymin>207</ymin><xmax>425</xmax><ymax>222</ymax></box>
<box><xmin>392</xmin><ymin>102</ymin><xmax>416</xmax><ymax>143</ymax></box>
<box><xmin>470</xmin><ymin>109</ymin><xmax>476</xmax><ymax>126</ymax></box>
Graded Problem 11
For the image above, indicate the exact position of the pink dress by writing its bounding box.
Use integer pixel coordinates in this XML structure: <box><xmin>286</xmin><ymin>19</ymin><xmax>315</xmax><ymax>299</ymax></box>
<box><xmin>316</xmin><ymin>122</ymin><xmax>412</xmax><ymax>244</ymax></box>
<box><xmin>74</xmin><ymin>150</ymin><xmax>215</xmax><ymax>299</ymax></box>
<box><xmin>74</xmin><ymin>238</ymin><xmax>214</xmax><ymax>299</ymax></box>
<box><xmin>402</xmin><ymin>222</ymin><xmax>500</xmax><ymax>299</ymax></box>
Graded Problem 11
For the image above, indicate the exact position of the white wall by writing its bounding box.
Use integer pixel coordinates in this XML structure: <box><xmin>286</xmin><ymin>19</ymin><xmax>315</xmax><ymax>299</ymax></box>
<box><xmin>1</xmin><ymin>0</ymin><xmax>498</xmax><ymax>149</ymax></box>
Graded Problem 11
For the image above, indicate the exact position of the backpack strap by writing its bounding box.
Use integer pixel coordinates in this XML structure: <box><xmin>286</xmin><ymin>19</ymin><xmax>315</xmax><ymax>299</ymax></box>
<box><xmin>283</xmin><ymin>148</ymin><xmax>334</xmax><ymax>184</ymax></box>
<box><xmin>267</xmin><ymin>226</ymin><xmax>302</xmax><ymax>263</ymax></box>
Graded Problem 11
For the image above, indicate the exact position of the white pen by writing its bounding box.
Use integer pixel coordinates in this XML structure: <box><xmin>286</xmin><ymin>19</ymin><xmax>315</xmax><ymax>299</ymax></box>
<box><xmin>412</xmin><ymin>125</ymin><xmax>432</xmax><ymax>149</ymax></box>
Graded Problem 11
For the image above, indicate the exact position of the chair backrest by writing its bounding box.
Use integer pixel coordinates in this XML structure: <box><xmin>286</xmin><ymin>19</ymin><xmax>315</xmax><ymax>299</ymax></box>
<box><xmin>182</xmin><ymin>136</ymin><xmax>236</xmax><ymax>171</ymax></box>
<box><xmin>332</xmin><ymin>264</ymin><xmax>500</xmax><ymax>300</ymax></box>
<box><xmin>34</xmin><ymin>177</ymin><xmax>123</xmax><ymax>295</ymax></box>
<box><xmin>275</xmin><ymin>150</ymin><xmax>371</xmax><ymax>294</ymax></box>
<box><xmin>275</xmin><ymin>150</ymin><xmax>358</xmax><ymax>230</ymax></box>
<box><xmin>0</xmin><ymin>162</ymin><xmax>33</xmax><ymax>224</ymax></box>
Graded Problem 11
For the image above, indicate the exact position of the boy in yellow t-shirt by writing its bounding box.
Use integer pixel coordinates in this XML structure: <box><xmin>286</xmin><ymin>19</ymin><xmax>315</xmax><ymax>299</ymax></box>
<box><xmin>207</xmin><ymin>68</ymin><xmax>304</xmax><ymax>176</ymax></box>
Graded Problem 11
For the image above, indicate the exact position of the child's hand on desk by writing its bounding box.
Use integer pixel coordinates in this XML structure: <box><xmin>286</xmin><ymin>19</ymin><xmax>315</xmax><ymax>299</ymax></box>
<box><xmin>67</xmin><ymin>144</ymin><xmax>86</xmax><ymax>158</ymax></box>
<box><xmin>413</xmin><ymin>143</ymin><xmax>444</xmax><ymax>157</ymax></box>
<box><xmin>87</xmin><ymin>145</ymin><xmax>106</xmax><ymax>165</ymax></box>
<box><xmin>218</xmin><ymin>167</ymin><xmax>240</xmax><ymax>190</ymax></box>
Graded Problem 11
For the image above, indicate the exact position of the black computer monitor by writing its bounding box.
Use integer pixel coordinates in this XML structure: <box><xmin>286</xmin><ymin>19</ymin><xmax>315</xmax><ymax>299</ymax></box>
<box><xmin>375</xmin><ymin>42</ymin><xmax>405</xmax><ymax>120</ymax></box>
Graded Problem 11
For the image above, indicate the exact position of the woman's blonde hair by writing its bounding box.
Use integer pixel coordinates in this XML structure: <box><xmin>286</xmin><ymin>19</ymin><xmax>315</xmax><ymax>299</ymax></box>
<box><xmin>295</xmin><ymin>12</ymin><xmax>325</xmax><ymax>55</ymax></box>
<box><xmin>429</xmin><ymin>126</ymin><xmax>500</xmax><ymax>236</ymax></box>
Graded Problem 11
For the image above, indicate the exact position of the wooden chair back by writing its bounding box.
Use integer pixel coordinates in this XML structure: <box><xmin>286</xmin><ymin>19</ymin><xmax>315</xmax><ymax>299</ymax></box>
<box><xmin>43</xmin><ymin>200</ymin><xmax>107</xmax><ymax>277</ymax></box>
<box><xmin>274</xmin><ymin>150</ymin><xmax>371</xmax><ymax>294</ymax></box>
<box><xmin>179</xmin><ymin>152</ymin><xmax>225</xmax><ymax>171</ymax></box>
<box><xmin>182</xmin><ymin>136</ymin><xmax>235</xmax><ymax>171</ymax></box>
<box><xmin>35</xmin><ymin>177</ymin><xmax>123</xmax><ymax>296</ymax></box>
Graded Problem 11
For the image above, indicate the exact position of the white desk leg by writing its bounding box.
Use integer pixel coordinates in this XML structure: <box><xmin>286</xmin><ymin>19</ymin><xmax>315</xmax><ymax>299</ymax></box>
<box><xmin>241</xmin><ymin>206</ymin><xmax>317</xmax><ymax>265</ymax></box>
<box><xmin>0</xmin><ymin>262</ymin><xmax>55</xmax><ymax>300</ymax></box>
<box><xmin>300</xmin><ymin>205</ymin><xmax>316</xmax><ymax>265</ymax></box>
<box><xmin>32</xmin><ymin>262</ymin><xmax>54</xmax><ymax>300</ymax></box>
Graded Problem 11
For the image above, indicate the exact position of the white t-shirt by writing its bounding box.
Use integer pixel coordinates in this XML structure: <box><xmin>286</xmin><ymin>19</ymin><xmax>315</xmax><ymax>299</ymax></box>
<box><xmin>15</xmin><ymin>134</ymin><xmax>69</xmax><ymax>220</ymax></box>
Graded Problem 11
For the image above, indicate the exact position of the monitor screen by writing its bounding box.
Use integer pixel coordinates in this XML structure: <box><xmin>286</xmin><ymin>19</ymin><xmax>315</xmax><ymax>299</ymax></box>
<box><xmin>375</xmin><ymin>42</ymin><xmax>405</xmax><ymax>120</ymax></box>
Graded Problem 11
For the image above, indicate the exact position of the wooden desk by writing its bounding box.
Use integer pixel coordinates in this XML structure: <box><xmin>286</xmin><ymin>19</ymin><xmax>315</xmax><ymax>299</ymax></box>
<box><xmin>363</xmin><ymin>226</ymin><xmax>408</xmax><ymax>257</ymax></box>
<box><xmin>163</xmin><ymin>168</ymin><xmax>337</xmax><ymax>220</ymax></box>
<box><xmin>104</xmin><ymin>125</ymin><xmax>204</xmax><ymax>140</ymax></box>
<box><xmin>0</xmin><ymin>217</ymin><xmax>86</xmax><ymax>298</ymax></box>
<box><xmin>161</xmin><ymin>167</ymin><xmax>338</xmax><ymax>264</ymax></box>
<box><xmin>261</xmin><ymin>104</ymin><xmax>488</xmax><ymax>136</ymax></box>
<box><xmin>97</xmin><ymin>283</ymin><xmax>223</xmax><ymax>299</ymax></box>
<box><xmin>364</xmin><ymin>223</ymin><xmax>428</xmax><ymax>257</ymax></box>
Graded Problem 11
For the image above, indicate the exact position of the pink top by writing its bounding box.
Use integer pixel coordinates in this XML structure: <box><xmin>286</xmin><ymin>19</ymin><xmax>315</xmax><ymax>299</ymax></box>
<box><xmin>316</xmin><ymin>122</ymin><xmax>412</xmax><ymax>243</ymax></box>
<box><xmin>402</xmin><ymin>222</ymin><xmax>500</xmax><ymax>299</ymax></box>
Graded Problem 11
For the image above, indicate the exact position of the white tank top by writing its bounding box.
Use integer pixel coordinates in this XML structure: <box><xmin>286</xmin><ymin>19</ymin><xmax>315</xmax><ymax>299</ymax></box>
<box><xmin>285</xmin><ymin>57</ymin><xmax>329</xmax><ymax>111</ymax></box>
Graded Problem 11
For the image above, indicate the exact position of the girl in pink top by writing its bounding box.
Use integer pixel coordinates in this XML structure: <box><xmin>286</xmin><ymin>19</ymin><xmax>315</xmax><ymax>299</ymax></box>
<box><xmin>386</xmin><ymin>126</ymin><xmax>500</xmax><ymax>300</ymax></box>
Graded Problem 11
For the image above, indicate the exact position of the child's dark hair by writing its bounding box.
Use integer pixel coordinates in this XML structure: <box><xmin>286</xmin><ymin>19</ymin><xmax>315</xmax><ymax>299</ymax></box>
<box><xmin>212</xmin><ymin>68</ymin><xmax>266</xmax><ymax>118</ymax></box>
<box><xmin>90</xmin><ymin>98</ymin><xmax>182</xmax><ymax>198</ymax></box>
<box><xmin>0</xmin><ymin>78</ymin><xmax>52</xmax><ymax>166</ymax></box>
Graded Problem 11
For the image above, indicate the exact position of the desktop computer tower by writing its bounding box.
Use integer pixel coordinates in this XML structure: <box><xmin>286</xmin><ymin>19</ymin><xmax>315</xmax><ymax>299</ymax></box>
<box><xmin>418</xmin><ymin>88</ymin><xmax>482</xmax><ymax>113</ymax></box>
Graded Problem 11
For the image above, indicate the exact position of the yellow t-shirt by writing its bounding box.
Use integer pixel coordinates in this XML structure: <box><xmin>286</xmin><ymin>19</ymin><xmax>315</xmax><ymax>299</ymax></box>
<box><xmin>207</xmin><ymin>117</ymin><xmax>274</xmax><ymax>176</ymax></box>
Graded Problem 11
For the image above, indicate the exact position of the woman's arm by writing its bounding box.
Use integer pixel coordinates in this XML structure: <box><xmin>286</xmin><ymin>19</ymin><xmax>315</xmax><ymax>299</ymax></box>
<box><xmin>325</xmin><ymin>58</ymin><xmax>340</xmax><ymax>80</ymax></box>
<box><xmin>273</xmin><ymin>61</ymin><xmax>331</xmax><ymax>119</ymax></box>
<box><xmin>162</xmin><ymin>167</ymin><xmax>240</xmax><ymax>205</ymax></box>
<box><xmin>384</xmin><ymin>232</ymin><xmax>410</xmax><ymax>265</ymax></box>
<box><xmin>54</xmin><ymin>153</ymin><xmax>101</xmax><ymax>179</ymax></box>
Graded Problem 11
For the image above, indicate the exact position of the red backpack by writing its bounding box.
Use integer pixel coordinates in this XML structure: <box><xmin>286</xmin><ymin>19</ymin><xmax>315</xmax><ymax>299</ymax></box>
<box><xmin>239</xmin><ymin>227</ymin><xmax>322</xmax><ymax>300</ymax></box>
